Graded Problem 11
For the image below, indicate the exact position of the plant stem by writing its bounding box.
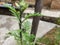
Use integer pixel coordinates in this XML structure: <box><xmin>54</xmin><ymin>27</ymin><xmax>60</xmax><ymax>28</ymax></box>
<box><xmin>19</xmin><ymin>15</ymin><xmax>22</xmax><ymax>45</ymax></box>
<box><xmin>18</xmin><ymin>0</ymin><xmax>23</xmax><ymax>45</ymax></box>
<box><xmin>19</xmin><ymin>9</ymin><xmax>23</xmax><ymax>45</ymax></box>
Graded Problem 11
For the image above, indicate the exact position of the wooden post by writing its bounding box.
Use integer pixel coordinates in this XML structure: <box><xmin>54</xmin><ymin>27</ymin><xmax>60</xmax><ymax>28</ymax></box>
<box><xmin>31</xmin><ymin>0</ymin><xmax>42</xmax><ymax>41</ymax></box>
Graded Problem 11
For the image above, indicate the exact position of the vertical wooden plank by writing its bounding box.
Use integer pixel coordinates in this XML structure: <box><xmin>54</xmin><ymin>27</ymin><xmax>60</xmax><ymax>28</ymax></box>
<box><xmin>31</xmin><ymin>0</ymin><xmax>42</xmax><ymax>41</ymax></box>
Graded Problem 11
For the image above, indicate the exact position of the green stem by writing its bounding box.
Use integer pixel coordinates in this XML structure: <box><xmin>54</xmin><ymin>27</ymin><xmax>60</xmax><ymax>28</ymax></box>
<box><xmin>18</xmin><ymin>1</ymin><xmax>23</xmax><ymax>45</ymax></box>
<box><xmin>19</xmin><ymin>14</ymin><xmax>22</xmax><ymax>45</ymax></box>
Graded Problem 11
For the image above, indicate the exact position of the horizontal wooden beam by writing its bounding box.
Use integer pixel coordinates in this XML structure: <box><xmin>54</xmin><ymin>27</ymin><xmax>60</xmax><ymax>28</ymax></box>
<box><xmin>40</xmin><ymin>16</ymin><xmax>58</xmax><ymax>24</ymax></box>
<box><xmin>22</xmin><ymin>15</ymin><xmax>59</xmax><ymax>25</ymax></box>
<box><xmin>0</xmin><ymin>5</ymin><xmax>59</xmax><ymax>25</ymax></box>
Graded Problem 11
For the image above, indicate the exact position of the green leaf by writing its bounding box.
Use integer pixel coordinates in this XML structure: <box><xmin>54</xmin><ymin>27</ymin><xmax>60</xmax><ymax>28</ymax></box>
<box><xmin>25</xmin><ymin>13</ymin><xmax>42</xmax><ymax>19</ymax></box>
<box><xmin>8</xmin><ymin>29</ymin><xmax>21</xmax><ymax>38</ymax></box>
<box><xmin>4</xmin><ymin>4</ymin><xmax>20</xmax><ymax>20</ymax></box>
<box><xmin>22</xmin><ymin>21</ymin><xmax>31</xmax><ymax>31</ymax></box>
<box><xmin>18</xmin><ymin>0</ymin><xmax>28</xmax><ymax>12</ymax></box>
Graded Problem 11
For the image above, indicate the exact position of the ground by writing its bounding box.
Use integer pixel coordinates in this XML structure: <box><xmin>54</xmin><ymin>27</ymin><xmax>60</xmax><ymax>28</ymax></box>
<box><xmin>0</xmin><ymin>9</ymin><xmax>60</xmax><ymax>45</ymax></box>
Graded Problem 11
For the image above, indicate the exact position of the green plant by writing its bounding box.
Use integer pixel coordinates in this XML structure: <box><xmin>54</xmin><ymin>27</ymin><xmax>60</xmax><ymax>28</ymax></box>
<box><xmin>36</xmin><ymin>27</ymin><xmax>60</xmax><ymax>45</ymax></box>
<box><xmin>5</xmin><ymin>0</ymin><xmax>41</xmax><ymax>45</ymax></box>
<box><xmin>56</xmin><ymin>18</ymin><xmax>60</xmax><ymax>25</ymax></box>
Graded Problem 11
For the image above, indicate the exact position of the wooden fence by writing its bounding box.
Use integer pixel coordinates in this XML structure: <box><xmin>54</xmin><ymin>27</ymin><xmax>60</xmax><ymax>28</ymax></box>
<box><xmin>0</xmin><ymin>0</ymin><xmax>35</xmax><ymax>5</ymax></box>
<box><xmin>25</xmin><ymin>0</ymin><xmax>35</xmax><ymax>5</ymax></box>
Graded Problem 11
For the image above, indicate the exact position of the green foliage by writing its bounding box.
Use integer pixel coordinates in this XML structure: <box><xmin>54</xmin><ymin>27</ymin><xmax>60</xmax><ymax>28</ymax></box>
<box><xmin>54</xmin><ymin>27</ymin><xmax>60</xmax><ymax>44</ymax></box>
<box><xmin>56</xmin><ymin>18</ymin><xmax>60</xmax><ymax>25</ymax></box>
<box><xmin>36</xmin><ymin>27</ymin><xmax>60</xmax><ymax>45</ymax></box>
<box><xmin>5</xmin><ymin>0</ymin><xmax>42</xmax><ymax>45</ymax></box>
<box><xmin>22</xmin><ymin>21</ymin><xmax>31</xmax><ymax>32</ymax></box>
<box><xmin>4</xmin><ymin>4</ymin><xmax>20</xmax><ymax>20</ymax></box>
<box><xmin>37</xmin><ymin>37</ymin><xmax>51</xmax><ymax>45</ymax></box>
<box><xmin>25</xmin><ymin>13</ymin><xmax>41</xmax><ymax>19</ymax></box>
<box><xmin>19</xmin><ymin>0</ymin><xmax>28</xmax><ymax>12</ymax></box>
<box><xmin>22</xmin><ymin>32</ymin><xmax>35</xmax><ymax>45</ymax></box>
<box><xmin>8</xmin><ymin>29</ymin><xmax>21</xmax><ymax>41</ymax></box>
<box><xmin>9</xmin><ymin>30</ymin><xmax>35</xmax><ymax>45</ymax></box>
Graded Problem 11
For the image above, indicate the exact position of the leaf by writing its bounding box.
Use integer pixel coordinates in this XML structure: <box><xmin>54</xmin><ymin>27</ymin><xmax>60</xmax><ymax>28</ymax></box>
<box><xmin>29</xmin><ymin>34</ymin><xmax>35</xmax><ymax>42</ymax></box>
<box><xmin>25</xmin><ymin>13</ymin><xmax>42</xmax><ymax>19</ymax></box>
<box><xmin>22</xmin><ymin>21</ymin><xmax>31</xmax><ymax>31</ymax></box>
<box><xmin>4</xmin><ymin>4</ymin><xmax>20</xmax><ymax>20</ymax></box>
<box><xmin>22</xmin><ymin>32</ymin><xmax>35</xmax><ymax>42</ymax></box>
<box><xmin>18</xmin><ymin>0</ymin><xmax>28</xmax><ymax>12</ymax></box>
<box><xmin>8</xmin><ymin>29</ymin><xmax>21</xmax><ymax>38</ymax></box>
<box><xmin>9</xmin><ymin>8</ymin><xmax>20</xmax><ymax>20</ymax></box>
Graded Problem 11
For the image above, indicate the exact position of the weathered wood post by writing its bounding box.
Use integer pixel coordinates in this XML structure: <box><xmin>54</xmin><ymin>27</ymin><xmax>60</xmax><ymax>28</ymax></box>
<box><xmin>31</xmin><ymin>0</ymin><xmax>42</xmax><ymax>41</ymax></box>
